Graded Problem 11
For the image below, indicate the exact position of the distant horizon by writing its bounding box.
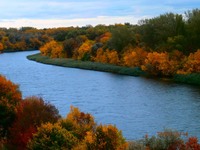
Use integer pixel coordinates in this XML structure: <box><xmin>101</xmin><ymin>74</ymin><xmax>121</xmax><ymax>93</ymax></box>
<box><xmin>0</xmin><ymin>0</ymin><xmax>199</xmax><ymax>29</ymax></box>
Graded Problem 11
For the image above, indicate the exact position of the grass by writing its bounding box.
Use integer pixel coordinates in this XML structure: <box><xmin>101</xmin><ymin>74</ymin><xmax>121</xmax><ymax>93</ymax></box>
<box><xmin>27</xmin><ymin>53</ymin><xmax>200</xmax><ymax>86</ymax></box>
<box><xmin>27</xmin><ymin>53</ymin><xmax>145</xmax><ymax>77</ymax></box>
<box><xmin>173</xmin><ymin>73</ymin><xmax>200</xmax><ymax>86</ymax></box>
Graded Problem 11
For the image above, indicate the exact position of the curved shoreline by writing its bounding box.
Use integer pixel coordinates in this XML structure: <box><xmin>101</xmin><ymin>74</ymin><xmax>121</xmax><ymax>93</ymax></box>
<box><xmin>27</xmin><ymin>53</ymin><xmax>145</xmax><ymax>77</ymax></box>
<box><xmin>27</xmin><ymin>53</ymin><xmax>200</xmax><ymax>86</ymax></box>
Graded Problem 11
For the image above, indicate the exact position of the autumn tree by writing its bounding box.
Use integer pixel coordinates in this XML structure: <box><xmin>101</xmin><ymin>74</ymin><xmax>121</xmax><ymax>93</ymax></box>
<box><xmin>84</xmin><ymin>125</ymin><xmax>128</xmax><ymax>150</ymax></box>
<box><xmin>178</xmin><ymin>49</ymin><xmax>200</xmax><ymax>74</ymax></box>
<box><xmin>40</xmin><ymin>40</ymin><xmax>64</xmax><ymax>58</ymax></box>
<box><xmin>8</xmin><ymin>96</ymin><xmax>61</xmax><ymax>149</ymax></box>
<box><xmin>59</xmin><ymin>106</ymin><xmax>96</xmax><ymax>141</ymax></box>
<box><xmin>27</xmin><ymin>123</ymin><xmax>78</xmax><ymax>150</ymax></box>
<box><xmin>122</xmin><ymin>47</ymin><xmax>147</xmax><ymax>67</ymax></box>
<box><xmin>93</xmin><ymin>48</ymin><xmax>119</xmax><ymax>65</ymax></box>
<box><xmin>0</xmin><ymin>43</ymin><xmax>3</xmax><ymax>52</ymax></box>
<box><xmin>0</xmin><ymin>75</ymin><xmax>22</xmax><ymax>138</ymax></box>
<box><xmin>142</xmin><ymin>52</ymin><xmax>179</xmax><ymax>76</ymax></box>
<box><xmin>73</xmin><ymin>40</ymin><xmax>94</xmax><ymax>61</ymax></box>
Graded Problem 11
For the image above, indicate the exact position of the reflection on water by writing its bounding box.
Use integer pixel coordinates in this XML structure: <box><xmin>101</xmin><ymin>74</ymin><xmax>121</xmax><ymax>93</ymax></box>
<box><xmin>0</xmin><ymin>51</ymin><xmax>200</xmax><ymax>140</ymax></box>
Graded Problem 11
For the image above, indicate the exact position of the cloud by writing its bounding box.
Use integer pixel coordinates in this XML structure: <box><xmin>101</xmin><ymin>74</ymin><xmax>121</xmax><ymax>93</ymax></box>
<box><xmin>0</xmin><ymin>15</ymin><xmax>143</xmax><ymax>29</ymax></box>
<box><xmin>0</xmin><ymin>0</ymin><xmax>199</xmax><ymax>28</ymax></box>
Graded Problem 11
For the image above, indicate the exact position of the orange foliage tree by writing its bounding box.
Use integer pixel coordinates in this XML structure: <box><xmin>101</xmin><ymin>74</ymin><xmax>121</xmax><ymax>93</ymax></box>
<box><xmin>0</xmin><ymin>43</ymin><xmax>4</xmax><ymax>52</ymax></box>
<box><xmin>122</xmin><ymin>47</ymin><xmax>148</xmax><ymax>67</ymax></box>
<box><xmin>8</xmin><ymin>96</ymin><xmax>61</xmax><ymax>150</ymax></box>
<box><xmin>0</xmin><ymin>75</ymin><xmax>22</xmax><ymax>138</ymax></box>
<box><xmin>93</xmin><ymin>48</ymin><xmax>119</xmax><ymax>65</ymax></box>
<box><xmin>142</xmin><ymin>52</ymin><xmax>179</xmax><ymax>76</ymax></box>
<box><xmin>40</xmin><ymin>40</ymin><xmax>64</xmax><ymax>58</ymax></box>
<box><xmin>99</xmin><ymin>32</ymin><xmax>112</xmax><ymax>44</ymax></box>
<box><xmin>178</xmin><ymin>49</ymin><xmax>200</xmax><ymax>74</ymax></box>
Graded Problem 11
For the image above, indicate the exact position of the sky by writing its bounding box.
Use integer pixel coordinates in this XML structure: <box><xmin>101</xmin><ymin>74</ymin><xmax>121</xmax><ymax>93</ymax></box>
<box><xmin>0</xmin><ymin>0</ymin><xmax>199</xmax><ymax>29</ymax></box>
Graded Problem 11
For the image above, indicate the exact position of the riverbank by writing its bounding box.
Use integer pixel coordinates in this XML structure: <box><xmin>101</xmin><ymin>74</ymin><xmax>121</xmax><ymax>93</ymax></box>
<box><xmin>27</xmin><ymin>53</ymin><xmax>145</xmax><ymax>77</ymax></box>
<box><xmin>27</xmin><ymin>53</ymin><xmax>200</xmax><ymax>86</ymax></box>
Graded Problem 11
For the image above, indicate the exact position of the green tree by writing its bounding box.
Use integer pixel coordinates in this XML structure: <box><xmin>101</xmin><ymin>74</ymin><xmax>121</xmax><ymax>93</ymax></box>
<box><xmin>108</xmin><ymin>25</ymin><xmax>135</xmax><ymax>53</ymax></box>
<box><xmin>185</xmin><ymin>9</ymin><xmax>200</xmax><ymax>53</ymax></box>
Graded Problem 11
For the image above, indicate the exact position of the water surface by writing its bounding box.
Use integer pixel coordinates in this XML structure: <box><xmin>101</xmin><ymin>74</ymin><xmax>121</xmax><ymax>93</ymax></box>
<box><xmin>0</xmin><ymin>51</ymin><xmax>200</xmax><ymax>140</ymax></box>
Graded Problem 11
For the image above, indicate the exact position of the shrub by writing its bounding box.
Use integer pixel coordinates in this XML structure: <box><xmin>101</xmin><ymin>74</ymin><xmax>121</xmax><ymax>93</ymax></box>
<box><xmin>144</xmin><ymin>129</ymin><xmax>185</xmax><ymax>150</ymax></box>
<box><xmin>27</xmin><ymin>123</ymin><xmax>78</xmax><ymax>150</ymax></box>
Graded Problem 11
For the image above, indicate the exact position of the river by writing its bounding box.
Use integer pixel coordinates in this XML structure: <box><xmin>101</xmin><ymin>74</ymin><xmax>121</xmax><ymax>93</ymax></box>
<box><xmin>0</xmin><ymin>51</ymin><xmax>200</xmax><ymax>140</ymax></box>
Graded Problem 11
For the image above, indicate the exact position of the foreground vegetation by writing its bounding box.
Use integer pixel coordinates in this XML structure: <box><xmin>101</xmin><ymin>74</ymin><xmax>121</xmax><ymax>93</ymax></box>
<box><xmin>1</xmin><ymin>75</ymin><xmax>200</xmax><ymax>150</ymax></box>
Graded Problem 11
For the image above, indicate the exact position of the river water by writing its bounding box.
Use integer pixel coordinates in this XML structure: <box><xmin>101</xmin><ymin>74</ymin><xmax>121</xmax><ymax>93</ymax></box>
<box><xmin>0</xmin><ymin>51</ymin><xmax>200</xmax><ymax>140</ymax></box>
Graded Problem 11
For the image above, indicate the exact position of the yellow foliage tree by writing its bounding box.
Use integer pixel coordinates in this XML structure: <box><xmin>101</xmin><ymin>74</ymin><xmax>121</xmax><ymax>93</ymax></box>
<box><xmin>123</xmin><ymin>47</ymin><xmax>148</xmax><ymax>67</ymax></box>
<box><xmin>59</xmin><ymin>106</ymin><xmax>96</xmax><ymax>140</ymax></box>
<box><xmin>84</xmin><ymin>124</ymin><xmax>128</xmax><ymax>150</ymax></box>
<box><xmin>93</xmin><ymin>48</ymin><xmax>119</xmax><ymax>65</ymax></box>
<box><xmin>40</xmin><ymin>40</ymin><xmax>64</xmax><ymax>58</ymax></box>
<box><xmin>178</xmin><ymin>49</ymin><xmax>200</xmax><ymax>74</ymax></box>
<box><xmin>73</xmin><ymin>40</ymin><xmax>94</xmax><ymax>60</ymax></box>
<box><xmin>142</xmin><ymin>52</ymin><xmax>178</xmax><ymax>76</ymax></box>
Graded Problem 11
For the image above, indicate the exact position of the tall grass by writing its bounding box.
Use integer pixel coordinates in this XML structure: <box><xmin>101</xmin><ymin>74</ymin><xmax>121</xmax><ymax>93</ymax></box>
<box><xmin>27</xmin><ymin>53</ymin><xmax>145</xmax><ymax>77</ymax></box>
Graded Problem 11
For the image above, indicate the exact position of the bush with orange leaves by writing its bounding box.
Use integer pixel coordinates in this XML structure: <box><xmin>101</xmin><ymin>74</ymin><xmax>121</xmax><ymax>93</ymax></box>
<box><xmin>122</xmin><ymin>47</ymin><xmax>148</xmax><ymax>67</ymax></box>
<box><xmin>141</xmin><ymin>52</ymin><xmax>179</xmax><ymax>76</ymax></box>
<box><xmin>40</xmin><ymin>40</ymin><xmax>64</xmax><ymax>58</ymax></box>
<box><xmin>178</xmin><ymin>49</ymin><xmax>200</xmax><ymax>74</ymax></box>
<box><xmin>0</xmin><ymin>43</ymin><xmax>4</xmax><ymax>52</ymax></box>
<box><xmin>93</xmin><ymin>48</ymin><xmax>120</xmax><ymax>65</ymax></box>
<box><xmin>186</xmin><ymin>137</ymin><xmax>200</xmax><ymax>150</ymax></box>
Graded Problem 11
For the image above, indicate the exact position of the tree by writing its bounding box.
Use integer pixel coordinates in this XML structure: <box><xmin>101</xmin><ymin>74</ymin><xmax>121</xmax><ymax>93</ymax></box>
<box><xmin>93</xmin><ymin>48</ymin><xmax>119</xmax><ymax>65</ymax></box>
<box><xmin>141</xmin><ymin>52</ymin><xmax>178</xmax><ymax>76</ymax></box>
<box><xmin>0</xmin><ymin>75</ymin><xmax>22</xmax><ymax>138</ymax></box>
<box><xmin>40</xmin><ymin>40</ymin><xmax>64</xmax><ymax>58</ymax></box>
<box><xmin>185</xmin><ymin>9</ymin><xmax>200</xmax><ymax>53</ymax></box>
<box><xmin>138</xmin><ymin>13</ymin><xmax>186</xmax><ymax>52</ymax></box>
<box><xmin>85</xmin><ymin>125</ymin><xmax>128</xmax><ymax>150</ymax></box>
<box><xmin>108</xmin><ymin>25</ymin><xmax>135</xmax><ymax>53</ymax></box>
<box><xmin>8</xmin><ymin>96</ymin><xmax>61</xmax><ymax>149</ymax></box>
<box><xmin>0</xmin><ymin>43</ymin><xmax>4</xmax><ymax>52</ymax></box>
<box><xmin>59</xmin><ymin>106</ymin><xmax>96</xmax><ymax>141</ymax></box>
<box><xmin>122</xmin><ymin>47</ymin><xmax>147</xmax><ymax>67</ymax></box>
<box><xmin>27</xmin><ymin>123</ymin><xmax>78</xmax><ymax>150</ymax></box>
<box><xmin>73</xmin><ymin>40</ymin><xmax>94</xmax><ymax>61</ymax></box>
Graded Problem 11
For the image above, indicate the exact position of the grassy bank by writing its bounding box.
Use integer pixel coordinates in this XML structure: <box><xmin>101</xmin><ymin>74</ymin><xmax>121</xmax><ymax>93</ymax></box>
<box><xmin>27</xmin><ymin>53</ymin><xmax>200</xmax><ymax>86</ymax></box>
<box><xmin>174</xmin><ymin>73</ymin><xmax>200</xmax><ymax>86</ymax></box>
<box><xmin>27</xmin><ymin>53</ymin><xmax>145</xmax><ymax>76</ymax></box>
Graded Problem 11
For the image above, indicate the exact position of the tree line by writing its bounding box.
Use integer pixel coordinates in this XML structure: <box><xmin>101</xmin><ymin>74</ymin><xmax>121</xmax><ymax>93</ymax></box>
<box><xmin>1</xmin><ymin>9</ymin><xmax>200</xmax><ymax>77</ymax></box>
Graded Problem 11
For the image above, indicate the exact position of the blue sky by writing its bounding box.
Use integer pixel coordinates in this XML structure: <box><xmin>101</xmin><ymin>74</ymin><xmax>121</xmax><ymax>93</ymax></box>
<box><xmin>0</xmin><ymin>0</ymin><xmax>199</xmax><ymax>28</ymax></box>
